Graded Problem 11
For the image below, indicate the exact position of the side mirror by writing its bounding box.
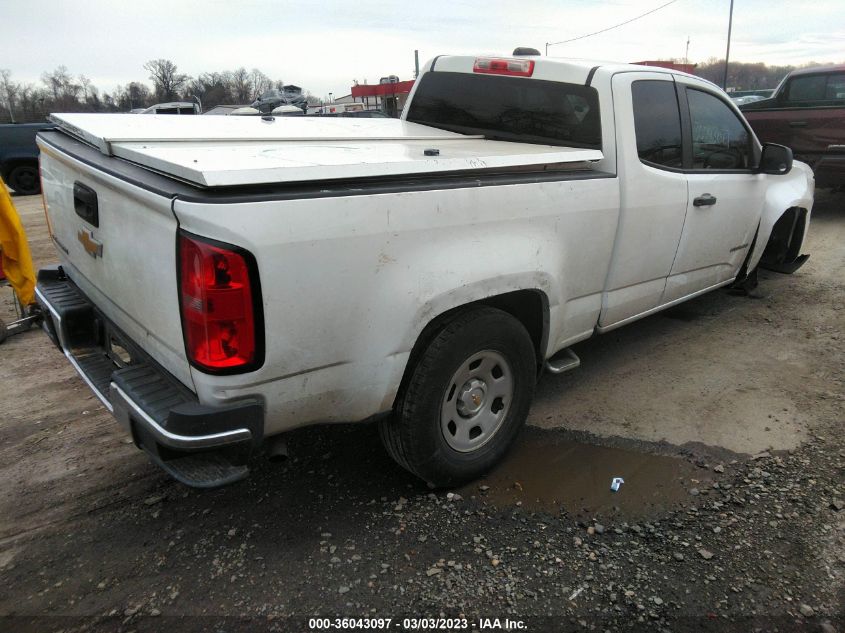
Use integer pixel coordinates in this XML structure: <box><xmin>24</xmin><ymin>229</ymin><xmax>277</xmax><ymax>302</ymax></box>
<box><xmin>757</xmin><ymin>143</ymin><xmax>793</xmax><ymax>175</ymax></box>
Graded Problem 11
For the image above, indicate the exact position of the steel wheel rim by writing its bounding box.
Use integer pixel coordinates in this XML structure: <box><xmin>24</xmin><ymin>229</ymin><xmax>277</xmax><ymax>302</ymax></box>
<box><xmin>440</xmin><ymin>349</ymin><xmax>513</xmax><ymax>453</ymax></box>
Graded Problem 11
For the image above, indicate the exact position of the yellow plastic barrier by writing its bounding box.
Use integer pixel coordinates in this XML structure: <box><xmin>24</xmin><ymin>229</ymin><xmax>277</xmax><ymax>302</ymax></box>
<box><xmin>0</xmin><ymin>177</ymin><xmax>36</xmax><ymax>307</ymax></box>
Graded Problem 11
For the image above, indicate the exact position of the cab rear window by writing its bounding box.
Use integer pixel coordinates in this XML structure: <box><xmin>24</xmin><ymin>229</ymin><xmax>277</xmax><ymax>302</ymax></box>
<box><xmin>406</xmin><ymin>71</ymin><xmax>601</xmax><ymax>149</ymax></box>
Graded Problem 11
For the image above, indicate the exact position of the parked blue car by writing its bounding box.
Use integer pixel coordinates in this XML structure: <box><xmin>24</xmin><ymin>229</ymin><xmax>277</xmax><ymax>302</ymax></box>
<box><xmin>1</xmin><ymin>122</ymin><xmax>53</xmax><ymax>194</ymax></box>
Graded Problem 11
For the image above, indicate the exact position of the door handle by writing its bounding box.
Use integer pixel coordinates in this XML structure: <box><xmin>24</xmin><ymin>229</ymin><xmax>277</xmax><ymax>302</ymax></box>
<box><xmin>788</xmin><ymin>121</ymin><xmax>808</xmax><ymax>128</ymax></box>
<box><xmin>693</xmin><ymin>194</ymin><xmax>717</xmax><ymax>207</ymax></box>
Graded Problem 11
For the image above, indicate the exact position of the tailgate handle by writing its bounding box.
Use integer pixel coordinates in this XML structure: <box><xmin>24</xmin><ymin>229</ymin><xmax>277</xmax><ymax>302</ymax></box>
<box><xmin>788</xmin><ymin>121</ymin><xmax>807</xmax><ymax>128</ymax></box>
<box><xmin>73</xmin><ymin>182</ymin><xmax>99</xmax><ymax>227</ymax></box>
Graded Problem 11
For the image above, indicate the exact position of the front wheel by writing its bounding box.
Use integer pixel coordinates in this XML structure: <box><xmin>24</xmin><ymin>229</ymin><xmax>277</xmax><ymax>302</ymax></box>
<box><xmin>379</xmin><ymin>307</ymin><xmax>536</xmax><ymax>487</ymax></box>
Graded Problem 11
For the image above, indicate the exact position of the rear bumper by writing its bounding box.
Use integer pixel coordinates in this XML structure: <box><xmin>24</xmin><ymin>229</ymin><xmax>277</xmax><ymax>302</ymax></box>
<box><xmin>35</xmin><ymin>266</ymin><xmax>264</xmax><ymax>487</ymax></box>
<box><xmin>109</xmin><ymin>382</ymin><xmax>252</xmax><ymax>450</ymax></box>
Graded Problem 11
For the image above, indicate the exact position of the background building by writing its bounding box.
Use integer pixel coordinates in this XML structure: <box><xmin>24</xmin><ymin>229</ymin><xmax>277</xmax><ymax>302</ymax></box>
<box><xmin>350</xmin><ymin>78</ymin><xmax>415</xmax><ymax>117</ymax></box>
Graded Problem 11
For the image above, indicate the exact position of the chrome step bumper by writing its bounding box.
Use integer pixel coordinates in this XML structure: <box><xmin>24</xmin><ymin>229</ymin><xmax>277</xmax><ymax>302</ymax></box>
<box><xmin>34</xmin><ymin>266</ymin><xmax>263</xmax><ymax>487</ymax></box>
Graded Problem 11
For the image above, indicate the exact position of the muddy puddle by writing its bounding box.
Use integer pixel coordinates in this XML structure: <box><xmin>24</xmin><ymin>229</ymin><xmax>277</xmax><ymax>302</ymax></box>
<box><xmin>461</xmin><ymin>428</ymin><xmax>714</xmax><ymax>520</ymax></box>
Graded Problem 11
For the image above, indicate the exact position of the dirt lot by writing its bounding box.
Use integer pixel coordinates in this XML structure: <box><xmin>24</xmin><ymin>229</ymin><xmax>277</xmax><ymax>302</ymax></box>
<box><xmin>1</xmin><ymin>189</ymin><xmax>843</xmax><ymax>632</ymax></box>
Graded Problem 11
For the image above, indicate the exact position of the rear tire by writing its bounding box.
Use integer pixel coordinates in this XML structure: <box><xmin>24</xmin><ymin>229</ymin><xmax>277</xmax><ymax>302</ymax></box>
<box><xmin>7</xmin><ymin>164</ymin><xmax>40</xmax><ymax>195</ymax></box>
<box><xmin>379</xmin><ymin>307</ymin><xmax>536</xmax><ymax>487</ymax></box>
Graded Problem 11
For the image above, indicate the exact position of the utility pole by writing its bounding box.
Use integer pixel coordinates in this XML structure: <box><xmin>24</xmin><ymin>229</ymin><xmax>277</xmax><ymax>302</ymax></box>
<box><xmin>685</xmin><ymin>36</ymin><xmax>690</xmax><ymax>65</ymax></box>
<box><xmin>545</xmin><ymin>42</ymin><xmax>549</xmax><ymax>56</ymax></box>
<box><xmin>414</xmin><ymin>50</ymin><xmax>420</xmax><ymax>78</ymax></box>
<box><xmin>722</xmin><ymin>0</ymin><xmax>734</xmax><ymax>90</ymax></box>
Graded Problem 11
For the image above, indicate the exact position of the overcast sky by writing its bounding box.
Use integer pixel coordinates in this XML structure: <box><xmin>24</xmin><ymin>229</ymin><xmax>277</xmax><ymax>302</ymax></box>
<box><xmin>2</xmin><ymin>0</ymin><xmax>843</xmax><ymax>99</ymax></box>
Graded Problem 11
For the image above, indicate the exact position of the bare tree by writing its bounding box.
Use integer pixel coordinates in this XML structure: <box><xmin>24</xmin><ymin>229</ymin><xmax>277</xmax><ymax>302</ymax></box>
<box><xmin>79</xmin><ymin>74</ymin><xmax>92</xmax><ymax>103</ymax></box>
<box><xmin>0</xmin><ymin>68</ymin><xmax>18</xmax><ymax>122</ymax></box>
<box><xmin>127</xmin><ymin>81</ymin><xmax>153</xmax><ymax>109</ymax></box>
<box><xmin>143</xmin><ymin>59</ymin><xmax>188</xmax><ymax>101</ymax></box>
<box><xmin>248</xmin><ymin>68</ymin><xmax>270</xmax><ymax>101</ymax></box>
<box><xmin>304</xmin><ymin>91</ymin><xmax>321</xmax><ymax>106</ymax></box>
<box><xmin>41</xmin><ymin>66</ymin><xmax>71</xmax><ymax>101</ymax></box>
<box><xmin>1</xmin><ymin>60</ymin><xmax>329</xmax><ymax>121</ymax></box>
<box><xmin>101</xmin><ymin>91</ymin><xmax>117</xmax><ymax>111</ymax></box>
<box><xmin>231</xmin><ymin>67</ymin><xmax>251</xmax><ymax>103</ymax></box>
<box><xmin>180</xmin><ymin>67</ymin><xmax>282</xmax><ymax>109</ymax></box>
<box><xmin>16</xmin><ymin>84</ymin><xmax>48</xmax><ymax>121</ymax></box>
<box><xmin>692</xmin><ymin>59</ymin><xmax>823</xmax><ymax>91</ymax></box>
<box><xmin>113</xmin><ymin>81</ymin><xmax>154</xmax><ymax>111</ymax></box>
<box><xmin>40</xmin><ymin>66</ymin><xmax>81</xmax><ymax>110</ymax></box>
<box><xmin>186</xmin><ymin>72</ymin><xmax>231</xmax><ymax>109</ymax></box>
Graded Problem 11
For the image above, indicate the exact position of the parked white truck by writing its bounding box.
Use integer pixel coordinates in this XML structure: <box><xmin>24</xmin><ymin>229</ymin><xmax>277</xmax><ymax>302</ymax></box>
<box><xmin>35</xmin><ymin>54</ymin><xmax>813</xmax><ymax>488</ymax></box>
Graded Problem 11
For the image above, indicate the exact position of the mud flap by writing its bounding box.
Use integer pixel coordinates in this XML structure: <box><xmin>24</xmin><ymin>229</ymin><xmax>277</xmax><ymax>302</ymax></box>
<box><xmin>760</xmin><ymin>253</ymin><xmax>809</xmax><ymax>274</ymax></box>
<box><xmin>728</xmin><ymin>266</ymin><xmax>759</xmax><ymax>296</ymax></box>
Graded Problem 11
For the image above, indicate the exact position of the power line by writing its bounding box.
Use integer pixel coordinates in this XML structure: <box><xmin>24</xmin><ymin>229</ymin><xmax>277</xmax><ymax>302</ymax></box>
<box><xmin>546</xmin><ymin>0</ymin><xmax>682</xmax><ymax>54</ymax></box>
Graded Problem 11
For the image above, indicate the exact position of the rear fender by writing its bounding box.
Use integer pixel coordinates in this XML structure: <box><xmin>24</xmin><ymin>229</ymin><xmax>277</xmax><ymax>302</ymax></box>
<box><xmin>383</xmin><ymin>273</ymin><xmax>555</xmax><ymax>411</ymax></box>
<box><xmin>404</xmin><ymin>271</ymin><xmax>557</xmax><ymax>351</ymax></box>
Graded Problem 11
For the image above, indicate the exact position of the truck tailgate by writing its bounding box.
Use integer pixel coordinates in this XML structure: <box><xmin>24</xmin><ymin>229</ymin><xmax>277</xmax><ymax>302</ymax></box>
<box><xmin>37</xmin><ymin>134</ymin><xmax>193</xmax><ymax>390</ymax></box>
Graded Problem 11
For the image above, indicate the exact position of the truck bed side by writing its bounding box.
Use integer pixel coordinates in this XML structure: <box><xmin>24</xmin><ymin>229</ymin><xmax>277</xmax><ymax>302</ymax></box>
<box><xmin>173</xmin><ymin>173</ymin><xmax>620</xmax><ymax>435</ymax></box>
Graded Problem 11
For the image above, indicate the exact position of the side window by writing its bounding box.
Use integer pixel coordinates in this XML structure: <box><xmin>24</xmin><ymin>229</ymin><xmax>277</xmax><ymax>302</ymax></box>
<box><xmin>825</xmin><ymin>73</ymin><xmax>845</xmax><ymax>100</ymax></box>
<box><xmin>786</xmin><ymin>75</ymin><xmax>827</xmax><ymax>102</ymax></box>
<box><xmin>784</xmin><ymin>73</ymin><xmax>845</xmax><ymax>104</ymax></box>
<box><xmin>631</xmin><ymin>80</ymin><xmax>683</xmax><ymax>168</ymax></box>
<box><xmin>687</xmin><ymin>89</ymin><xmax>753</xmax><ymax>170</ymax></box>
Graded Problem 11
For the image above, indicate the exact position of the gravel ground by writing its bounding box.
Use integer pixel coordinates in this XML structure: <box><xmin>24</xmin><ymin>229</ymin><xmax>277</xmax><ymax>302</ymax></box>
<box><xmin>0</xmin><ymin>189</ymin><xmax>843</xmax><ymax>632</ymax></box>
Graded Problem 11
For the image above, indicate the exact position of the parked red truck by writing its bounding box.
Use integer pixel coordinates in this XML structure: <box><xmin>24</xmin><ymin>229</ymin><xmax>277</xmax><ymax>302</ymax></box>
<box><xmin>741</xmin><ymin>65</ymin><xmax>845</xmax><ymax>188</ymax></box>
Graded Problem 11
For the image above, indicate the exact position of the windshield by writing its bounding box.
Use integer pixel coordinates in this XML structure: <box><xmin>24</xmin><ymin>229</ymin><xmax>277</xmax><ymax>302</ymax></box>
<box><xmin>406</xmin><ymin>71</ymin><xmax>601</xmax><ymax>148</ymax></box>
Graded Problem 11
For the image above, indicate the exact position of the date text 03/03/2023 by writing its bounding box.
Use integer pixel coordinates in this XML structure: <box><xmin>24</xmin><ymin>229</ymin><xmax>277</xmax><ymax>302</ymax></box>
<box><xmin>307</xmin><ymin>617</ymin><xmax>527</xmax><ymax>630</ymax></box>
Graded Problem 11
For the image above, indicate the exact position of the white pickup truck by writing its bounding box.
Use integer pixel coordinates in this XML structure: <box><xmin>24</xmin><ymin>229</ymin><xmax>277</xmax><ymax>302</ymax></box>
<box><xmin>35</xmin><ymin>54</ymin><xmax>813</xmax><ymax>488</ymax></box>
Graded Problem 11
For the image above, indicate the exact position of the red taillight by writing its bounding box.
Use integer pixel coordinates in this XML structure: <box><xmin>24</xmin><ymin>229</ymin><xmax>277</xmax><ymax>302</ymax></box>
<box><xmin>178</xmin><ymin>232</ymin><xmax>262</xmax><ymax>373</ymax></box>
<box><xmin>473</xmin><ymin>57</ymin><xmax>535</xmax><ymax>77</ymax></box>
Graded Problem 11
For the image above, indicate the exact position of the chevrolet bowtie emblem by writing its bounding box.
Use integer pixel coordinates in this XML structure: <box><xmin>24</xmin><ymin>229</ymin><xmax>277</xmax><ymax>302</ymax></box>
<box><xmin>77</xmin><ymin>229</ymin><xmax>103</xmax><ymax>259</ymax></box>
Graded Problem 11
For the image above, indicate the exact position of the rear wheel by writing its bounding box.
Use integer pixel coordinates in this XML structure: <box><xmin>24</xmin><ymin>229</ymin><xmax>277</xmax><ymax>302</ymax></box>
<box><xmin>7</xmin><ymin>164</ymin><xmax>40</xmax><ymax>195</ymax></box>
<box><xmin>380</xmin><ymin>307</ymin><xmax>536</xmax><ymax>487</ymax></box>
